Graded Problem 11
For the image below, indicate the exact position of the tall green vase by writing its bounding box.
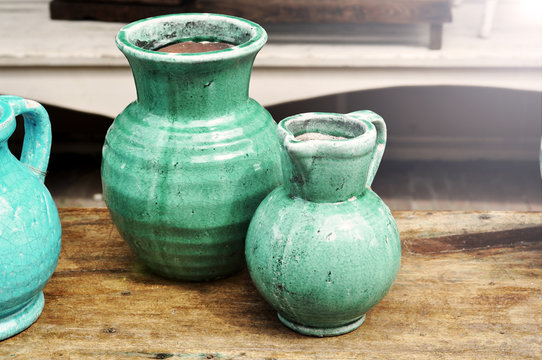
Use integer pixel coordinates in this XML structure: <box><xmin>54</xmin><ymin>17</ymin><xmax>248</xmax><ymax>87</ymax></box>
<box><xmin>246</xmin><ymin>111</ymin><xmax>401</xmax><ymax>337</ymax></box>
<box><xmin>101</xmin><ymin>14</ymin><xmax>282</xmax><ymax>281</ymax></box>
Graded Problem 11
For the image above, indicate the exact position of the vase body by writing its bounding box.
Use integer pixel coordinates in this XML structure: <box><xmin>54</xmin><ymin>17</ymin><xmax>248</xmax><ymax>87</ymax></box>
<box><xmin>246</xmin><ymin>111</ymin><xmax>401</xmax><ymax>337</ymax></box>
<box><xmin>101</xmin><ymin>14</ymin><xmax>282</xmax><ymax>281</ymax></box>
<box><xmin>0</xmin><ymin>96</ymin><xmax>61</xmax><ymax>340</ymax></box>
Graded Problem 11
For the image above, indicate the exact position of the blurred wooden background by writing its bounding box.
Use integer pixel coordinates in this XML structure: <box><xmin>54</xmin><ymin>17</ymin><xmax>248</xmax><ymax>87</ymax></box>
<box><xmin>49</xmin><ymin>0</ymin><xmax>452</xmax><ymax>49</ymax></box>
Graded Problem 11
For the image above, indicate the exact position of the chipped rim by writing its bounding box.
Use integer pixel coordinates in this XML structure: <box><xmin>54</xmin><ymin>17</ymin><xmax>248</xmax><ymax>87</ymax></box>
<box><xmin>277</xmin><ymin>112</ymin><xmax>376</xmax><ymax>159</ymax></box>
<box><xmin>116</xmin><ymin>13</ymin><xmax>268</xmax><ymax>64</ymax></box>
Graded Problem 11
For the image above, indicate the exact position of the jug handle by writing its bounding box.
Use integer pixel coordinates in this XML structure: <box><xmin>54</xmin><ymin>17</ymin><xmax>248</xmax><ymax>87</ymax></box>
<box><xmin>348</xmin><ymin>110</ymin><xmax>387</xmax><ymax>189</ymax></box>
<box><xmin>0</xmin><ymin>96</ymin><xmax>51</xmax><ymax>183</ymax></box>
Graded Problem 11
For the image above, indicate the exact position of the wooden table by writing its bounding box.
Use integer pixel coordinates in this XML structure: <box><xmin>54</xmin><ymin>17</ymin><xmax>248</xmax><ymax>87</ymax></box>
<box><xmin>1</xmin><ymin>209</ymin><xmax>541</xmax><ymax>359</ymax></box>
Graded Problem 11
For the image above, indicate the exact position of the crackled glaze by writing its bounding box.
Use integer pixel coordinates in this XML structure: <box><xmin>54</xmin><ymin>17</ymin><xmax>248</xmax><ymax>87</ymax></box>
<box><xmin>101</xmin><ymin>14</ymin><xmax>282</xmax><ymax>281</ymax></box>
<box><xmin>246</xmin><ymin>111</ymin><xmax>401</xmax><ymax>337</ymax></box>
<box><xmin>0</xmin><ymin>96</ymin><xmax>61</xmax><ymax>341</ymax></box>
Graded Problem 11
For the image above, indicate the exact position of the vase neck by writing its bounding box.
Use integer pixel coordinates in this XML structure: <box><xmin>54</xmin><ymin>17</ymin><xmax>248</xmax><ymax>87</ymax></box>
<box><xmin>116</xmin><ymin>13</ymin><xmax>268</xmax><ymax>119</ymax></box>
<box><xmin>128</xmin><ymin>55</ymin><xmax>254</xmax><ymax>118</ymax></box>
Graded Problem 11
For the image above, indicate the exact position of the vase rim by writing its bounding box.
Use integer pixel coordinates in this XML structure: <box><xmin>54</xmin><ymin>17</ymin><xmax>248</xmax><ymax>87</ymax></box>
<box><xmin>116</xmin><ymin>13</ymin><xmax>268</xmax><ymax>63</ymax></box>
<box><xmin>278</xmin><ymin>112</ymin><xmax>376</xmax><ymax>158</ymax></box>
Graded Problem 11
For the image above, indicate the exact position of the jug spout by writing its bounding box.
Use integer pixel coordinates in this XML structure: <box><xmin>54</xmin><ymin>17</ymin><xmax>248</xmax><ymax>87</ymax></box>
<box><xmin>278</xmin><ymin>111</ymin><xmax>385</xmax><ymax>203</ymax></box>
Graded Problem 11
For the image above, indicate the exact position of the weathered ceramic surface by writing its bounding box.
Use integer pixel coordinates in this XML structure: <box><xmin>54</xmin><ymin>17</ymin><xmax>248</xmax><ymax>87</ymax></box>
<box><xmin>102</xmin><ymin>14</ymin><xmax>282</xmax><ymax>281</ymax></box>
<box><xmin>246</xmin><ymin>111</ymin><xmax>401</xmax><ymax>337</ymax></box>
<box><xmin>0</xmin><ymin>96</ymin><xmax>61</xmax><ymax>340</ymax></box>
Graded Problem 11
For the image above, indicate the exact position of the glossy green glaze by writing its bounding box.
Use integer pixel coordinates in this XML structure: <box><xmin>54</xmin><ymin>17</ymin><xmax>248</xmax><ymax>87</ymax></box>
<box><xmin>246</xmin><ymin>111</ymin><xmax>401</xmax><ymax>337</ymax></box>
<box><xmin>102</xmin><ymin>14</ymin><xmax>282</xmax><ymax>281</ymax></box>
<box><xmin>0</xmin><ymin>96</ymin><xmax>61</xmax><ymax>340</ymax></box>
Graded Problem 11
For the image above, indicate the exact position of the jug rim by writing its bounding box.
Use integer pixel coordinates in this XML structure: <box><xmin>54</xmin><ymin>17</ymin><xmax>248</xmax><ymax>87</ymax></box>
<box><xmin>116</xmin><ymin>13</ymin><xmax>267</xmax><ymax>64</ymax></box>
<box><xmin>278</xmin><ymin>112</ymin><xmax>376</xmax><ymax>159</ymax></box>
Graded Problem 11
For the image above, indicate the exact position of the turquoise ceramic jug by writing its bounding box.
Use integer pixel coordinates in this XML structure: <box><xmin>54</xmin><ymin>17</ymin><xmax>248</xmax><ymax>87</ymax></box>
<box><xmin>0</xmin><ymin>96</ymin><xmax>61</xmax><ymax>340</ymax></box>
<box><xmin>102</xmin><ymin>14</ymin><xmax>282</xmax><ymax>281</ymax></box>
<box><xmin>246</xmin><ymin>111</ymin><xmax>401</xmax><ymax>337</ymax></box>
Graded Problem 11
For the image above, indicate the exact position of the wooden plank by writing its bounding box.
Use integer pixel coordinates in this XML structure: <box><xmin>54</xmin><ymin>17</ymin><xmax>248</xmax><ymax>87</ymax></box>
<box><xmin>1</xmin><ymin>209</ymin><xmax>541</xmax><ymax>358</ymax></box>
<box><xmin>81</xmin><ymin>0</ymin><xmax>186</xmax><ymax>4</ymax></box>
<box><xmin>50</xmin><ymin>1</ymin><xmax>187</xmax><ymax>22</ymax></box>
<box><xmin>50</xmin><ymin>0</ymin><xmax>452</xmax><ymax>25</ymax></box>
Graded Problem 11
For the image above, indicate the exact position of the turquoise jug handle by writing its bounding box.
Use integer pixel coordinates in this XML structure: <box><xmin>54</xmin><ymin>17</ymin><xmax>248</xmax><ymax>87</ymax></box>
<box><xmin>347</xmin><ymin>110</ymin><xmax>387</xmax><ymax>189</ymax></box>
<box><xmin>0</xmin><ymin>96</ymin><xmax>51</xmax><ymax>183</ymax></box>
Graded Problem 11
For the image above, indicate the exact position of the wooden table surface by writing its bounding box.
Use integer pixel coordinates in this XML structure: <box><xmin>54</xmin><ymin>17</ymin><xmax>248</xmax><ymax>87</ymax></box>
<box><xmin>1</xmin><ymin>209</ymin><xmax>541</xmax><ymax>359</ymax></box>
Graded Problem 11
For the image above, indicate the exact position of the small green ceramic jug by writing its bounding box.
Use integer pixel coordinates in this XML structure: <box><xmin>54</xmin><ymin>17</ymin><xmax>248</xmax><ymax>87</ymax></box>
<box><xmin>246</xmin><ymin>111</ymin><xmax>401</xmax><ymax>337</ymax></box>
<box><xmin>0</xmin><ymin>96</ymin><xmax>61</xmax><ymax>340</ymax></box>
<box><xmin>102</xmin><ymin>14</ymin><xmax>282</xmax><ymax>281</ymax></box>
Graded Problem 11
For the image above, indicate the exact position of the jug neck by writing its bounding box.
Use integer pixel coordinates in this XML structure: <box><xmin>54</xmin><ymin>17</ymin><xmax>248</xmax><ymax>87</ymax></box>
<box><xmin>116</xmin><ymin>13</ymin><xmax>267</xmax><ymax>119</ymax></box>
<box><xmin>278</xmin><ymin>113</ymin><xmax>377</xmax><ymax>203</ymax></box>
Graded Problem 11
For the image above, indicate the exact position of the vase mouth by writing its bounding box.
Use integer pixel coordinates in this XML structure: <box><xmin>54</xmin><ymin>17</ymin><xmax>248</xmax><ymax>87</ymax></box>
<box><xmin>0</xmin><ymin>99</ymin><xmax>15</xmax><ymax>143</ymax></box>
<box><xmin>116</xmin><ymin>13</ymin><xmax>267</xmax><ymax>63</ymax></box>
<box><xmin>278</xmin><ymin>112</ymin><xmax>375</xmax><ymax>158</ymax></box>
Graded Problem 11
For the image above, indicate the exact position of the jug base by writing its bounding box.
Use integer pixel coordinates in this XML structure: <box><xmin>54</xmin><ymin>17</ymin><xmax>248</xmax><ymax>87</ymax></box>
<box><xmin>277</xmin><ymin>312</ymin><xmax>366</xmax><ymax>337</ymax></box>
<box><xmin>0</xmin><ymin>292</ymin><xmax>44</xmax><ymax>341</ymax></box>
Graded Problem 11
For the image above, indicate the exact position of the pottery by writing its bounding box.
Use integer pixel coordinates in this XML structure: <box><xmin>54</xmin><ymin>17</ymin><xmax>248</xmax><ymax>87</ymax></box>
<box><xmin>246</xmin><ymin>111</ymin><xmax>401</xmax><ymax>337</ymax></box>
<box><xmin>101</xmin><ymin>14</ymin><xmax>282</xmax><ymax>281</ymax></box>
<box><xmin>0</xmin><ymin>96</ymin><xmax>61</xmax><ymax>340</ymax></box>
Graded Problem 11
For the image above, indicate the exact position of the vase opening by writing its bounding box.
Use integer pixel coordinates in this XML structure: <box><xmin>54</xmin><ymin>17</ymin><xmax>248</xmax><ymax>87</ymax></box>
<box><xmin>157</xmin><ymin>40</ymin><xmax>234</xmax><ymax>54</ymax></box>
<box><xmin>117</xmin><ymin>13</ymin><xmax>267</xmax><ymax>60</ymax></box>
<box><xmin>285</xmin><ymin>115</ymin><xmax>366</xmax><ymax>142</ymax></box>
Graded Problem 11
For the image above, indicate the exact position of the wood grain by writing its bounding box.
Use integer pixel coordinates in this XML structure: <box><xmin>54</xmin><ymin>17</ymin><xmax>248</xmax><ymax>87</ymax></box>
<box><xmin>49</xmin><ymin>0</ymin><xmax>452</xmax><ymax>24</ymax></box>
<box><xmin>49</xmin><ymin>1</ymin><xmax>186</xmax><ymax>22</ymax></box>
<box><xmin>192</xmin><ymin>0</ymin><xmax>452</xmax><ymax>24</ymax></box>
<box><xmin>1</xmin><ymin>209</ymin><xmax>540</xmax><ymax>359</ymax></box>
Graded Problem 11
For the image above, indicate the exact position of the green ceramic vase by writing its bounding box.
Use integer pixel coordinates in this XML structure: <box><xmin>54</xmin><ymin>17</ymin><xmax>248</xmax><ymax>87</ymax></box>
<box><xmin>101</xmin><ymin>14</ymin><xmax>282</xmax><ymax>281</ymax></box>
<box><xmin>246</xmin><ymin>111</ymin><xmax>401</xmax><ymax>337</ymax></box>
